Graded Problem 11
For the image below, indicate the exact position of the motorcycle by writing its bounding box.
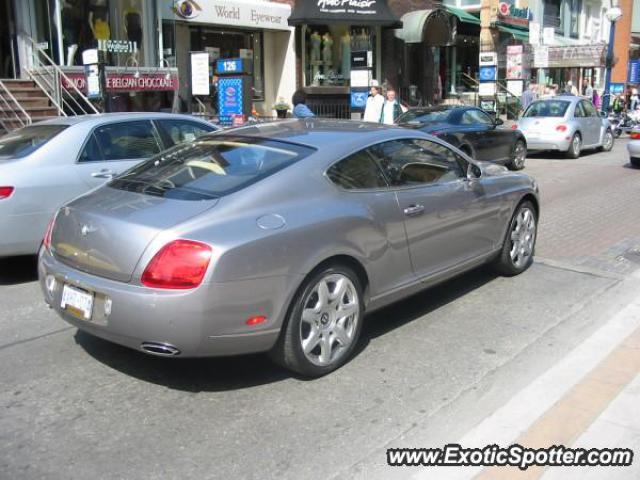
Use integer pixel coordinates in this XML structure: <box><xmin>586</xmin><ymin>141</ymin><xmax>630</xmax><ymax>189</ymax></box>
<box><xmin>608</xmin><ymin>111</ymin><xmax>639</xmax><ymax>138</ymax></box>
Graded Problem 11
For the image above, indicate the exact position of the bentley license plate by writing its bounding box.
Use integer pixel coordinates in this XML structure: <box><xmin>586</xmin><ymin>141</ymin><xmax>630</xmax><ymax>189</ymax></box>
<box><xmin>61</xmin><ymin>284</ymin><xmax>94</xmax><ymax>320</ymax></box>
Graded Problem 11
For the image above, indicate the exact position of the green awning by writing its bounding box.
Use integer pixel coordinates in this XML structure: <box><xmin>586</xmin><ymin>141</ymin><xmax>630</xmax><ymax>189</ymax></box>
<box><xmin>498</xmin><ymin>24</ymin><xmax>529</xmax><ymax>41</ymax></box>
<box><xmin>445</xmin><ymin>6</ymin><xmax>480</xmax><ymax>26</ymax></box>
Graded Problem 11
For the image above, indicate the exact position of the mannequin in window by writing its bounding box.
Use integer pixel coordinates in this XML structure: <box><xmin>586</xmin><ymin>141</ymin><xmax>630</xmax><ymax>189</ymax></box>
<box><xmin>310</xmin><ymin>31</ymin><xmax>322</xmax><ymax>85</ymax></box>
<box><xmin>340</xmin><ymin>30</ymin><xmax>351</xmax><ymax>79</ymax></box>
<box><xmin>322</xmin><ymin>32</ymin><xmax>333</xmax><ymax>66</ymax></box>
<box><xmin>89</xmin><ymin>0</ymin><xmax>110</xmax><ymax>45</ymax></box>
<box><xmin>61</xmin><ymin>0</ymin><xmax>80</xmax><ymax>66</ymax></box>
<box><xmin>123</xmin><ymin>0</ymin><xmax>142</xmax><ymax>63</ymax></box>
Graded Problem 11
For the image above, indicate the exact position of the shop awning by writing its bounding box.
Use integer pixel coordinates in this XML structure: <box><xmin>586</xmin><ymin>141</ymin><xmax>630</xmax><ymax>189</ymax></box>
<box><xmin>288</xmin><ymin>0</ymin><xmax>402</xmax><ymax>28</ymax></box>
<box><xmin>395</xmin><ymin>7</ymin><xmax>479</xmax><ymax>44</ymax></box>
<box><xmin>445</xmin><ymin>6</ymin><xmax>480</xmax><ymax>26</ymax></box>
<box><xmin>497</xmin><ymin>24</ymin><xmax>529</xmax><ymax>41</ymax></box>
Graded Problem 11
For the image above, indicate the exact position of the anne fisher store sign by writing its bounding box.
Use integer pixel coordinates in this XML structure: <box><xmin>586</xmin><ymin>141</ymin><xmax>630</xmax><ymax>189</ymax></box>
<box><xmin>317</xmin><ymin>0</ymin><xmax>378</xmax><ymax>14</ymax></box>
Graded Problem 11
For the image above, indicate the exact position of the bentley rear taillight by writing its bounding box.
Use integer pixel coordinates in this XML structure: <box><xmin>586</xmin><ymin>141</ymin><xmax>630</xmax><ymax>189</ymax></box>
<box><xmin>43</xmin><ymin>216</ymin><xmax>55</xmax><ymax>253</ymax></box>
<box><xmin>141</xmin><ymin>240</ymin><xmax>212</xmax><ymax>289</ymax></box>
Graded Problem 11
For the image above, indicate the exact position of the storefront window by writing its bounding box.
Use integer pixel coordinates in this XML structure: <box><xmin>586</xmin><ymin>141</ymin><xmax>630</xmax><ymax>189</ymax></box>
<box><xmin>302</xmin><ymin>25</ymin><xmax>377</xmax><ymax>87</ymax></box>
<box><xmin>163</xmin><ymin>24</ymin><xmax>264</xmax><ymax>101</ymax></box>
<box><xmin>59</xmin><ymin>0</ymin><xmax>155</xmax><ymax>67</ymax></box>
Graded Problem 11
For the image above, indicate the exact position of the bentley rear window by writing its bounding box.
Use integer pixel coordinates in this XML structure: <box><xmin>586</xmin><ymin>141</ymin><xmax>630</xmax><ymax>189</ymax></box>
<box><xmin>109</xmin><ymin>136</ymin><xmax>315</xmax><ymax>200</ymax></box>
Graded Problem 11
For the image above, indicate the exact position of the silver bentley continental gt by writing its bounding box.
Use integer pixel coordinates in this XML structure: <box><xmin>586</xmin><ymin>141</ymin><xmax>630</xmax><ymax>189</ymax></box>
<box><xmin>39</xmin><ymin>119</ymin><xmax>539</xmax><ymax>377</ymax></box>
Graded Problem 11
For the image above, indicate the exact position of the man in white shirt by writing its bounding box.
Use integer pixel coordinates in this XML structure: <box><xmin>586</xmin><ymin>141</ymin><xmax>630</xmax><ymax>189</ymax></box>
<box><xmin>380</xmin><ymin>89</ymin><xmax>406</xmax><ymax>125</ymax></box>
<box><xmin>363</xmin><ymin>84</ymin><xmax>384</xmax><ymax>123</ymax></box>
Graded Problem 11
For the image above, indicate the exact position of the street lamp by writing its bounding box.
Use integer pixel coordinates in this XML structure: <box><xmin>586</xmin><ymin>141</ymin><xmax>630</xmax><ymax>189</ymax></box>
<box><xmin>601</xmin><ymin>6</ymin><xmax>623</xmax><ymax>114</ymax></box>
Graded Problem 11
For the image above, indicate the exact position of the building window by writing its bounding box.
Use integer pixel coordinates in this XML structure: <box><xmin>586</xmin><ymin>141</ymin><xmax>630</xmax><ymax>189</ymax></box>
<box><xmin>543</xmin><ymin>0</ymin><xmax>562</xmax><ymax>33</ymax></box>
<box><xmin>569</xmin><ymin>0</ymin><xmax>582</xmax><ymax>38</ymax></box>
<box><xmin>302</xmin><ymin>25</ymin><xmax>377</xmax><ymax>87</ymax></box>
<box><xmin>60</xmin><ymin>0</ymin><xmax>154</xmax><ymax>67</ymax></box>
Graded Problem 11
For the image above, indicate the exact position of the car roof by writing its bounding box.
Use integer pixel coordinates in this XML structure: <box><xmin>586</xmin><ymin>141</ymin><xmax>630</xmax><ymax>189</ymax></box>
<box><xmin>31</xmin><ymin>112</ymin><xmax>214</xmax><ymax>127</ymax></box>
<box><xmin>531</xmin><ymin>96</ymin><xmax>585</xmax><ymax>105</ymax></box>
<box><xmin>221</xmin><ymin>118</ymin><xmax>421</xmax><ymax>150</ymax></box>
<box><xmin>407</xmin><ymin>105</ymin><xmax>463</xmax><ymax>113</ymax></box>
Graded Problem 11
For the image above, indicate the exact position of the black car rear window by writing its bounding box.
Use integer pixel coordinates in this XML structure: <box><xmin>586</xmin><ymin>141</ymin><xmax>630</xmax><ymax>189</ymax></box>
<box><xmin>397</xmin><ymin>110</ymin><xmax>452</xmax><ymax>124</ymax></box>
<box><xmin>0</xmin><ymin>125</ymin><xmax>68</xmax><ymax>160</ymax></box>
<box><xmin>109</xmin><ymin>136</ymin><xmax>315</xmax><ymax>200</ymax></box>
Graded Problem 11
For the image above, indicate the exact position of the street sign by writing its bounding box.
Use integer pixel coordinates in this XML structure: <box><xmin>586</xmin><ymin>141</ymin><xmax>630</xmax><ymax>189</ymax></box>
<box><xmin>479</xmin><ymin>52</ymin><xmax>497</xmax><ymax>66</ymax></box>
<box><xmin>479</xmin><ymin>66</ymin><xmax>497</xmax><ymax>82</ymax></box>
<box><xmin>628</xmin><ymin>60</ymin><xmax>640</xmax><ymax>84</ymax></box>
<box><xmin>350</xmin><ymin>89</ymin><xmax>368</xmax><ymax>110</ymax></box>
<box><xmin>98</xmin><ymin>39</ymin><xmax>137</xmax><ymax>53</ymax></box>
<box><xmin>479</xmin><ymin>82</ymin><xmax>496</xmax><ymax>96</ymax></box>
<box><xmin>190</xmin><ymin>52</ymin><xmax>210</xmax><ymax>96</ymax></box>
<box><xmin>216</xmin><ymin>59</ymin><xmax>245</xmax><ymax>74</ymax></box>
<box><xmin>610</xmin><ymin>83</ymin><xmax>625</xmax><ymax>95</ymax></box>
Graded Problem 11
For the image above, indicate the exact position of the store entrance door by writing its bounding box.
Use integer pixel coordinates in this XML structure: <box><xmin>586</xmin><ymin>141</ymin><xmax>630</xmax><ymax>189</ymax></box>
<box><xmin>0</xmin><ymin>0</ymin><xmax>17</xmax><ymax>78</ymax></box>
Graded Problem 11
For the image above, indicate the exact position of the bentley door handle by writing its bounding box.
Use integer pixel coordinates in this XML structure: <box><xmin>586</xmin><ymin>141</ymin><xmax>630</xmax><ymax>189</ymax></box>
<box><xmin>403</xmin><ymin>204</ymin><xmax>425</xmax><ymax>217</ymax></box>
<box><xmin>91</xmin><ymin>169</ymin><xmax>115</xmax><ymax>179</ymax></box>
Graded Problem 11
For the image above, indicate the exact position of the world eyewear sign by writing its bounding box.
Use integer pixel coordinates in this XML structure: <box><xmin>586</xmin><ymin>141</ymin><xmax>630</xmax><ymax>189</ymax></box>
<box><xmin>61</xmin><ymin>72</ymin><xmax>179</xmax><ymax>92</ymax></box>
<box><xmin>163</xmin><ymin>0</ymin><xmax>291</xmax><ymax>31</ymax></box>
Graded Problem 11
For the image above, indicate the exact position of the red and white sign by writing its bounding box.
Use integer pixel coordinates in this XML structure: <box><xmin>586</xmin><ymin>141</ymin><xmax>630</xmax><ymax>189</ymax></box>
<box><xmin>498</xmin><ymin>2</ymin><xmax>510</xmax><ymax>16</ymax></box>
<box><xmin>61</xmin><ymin>72</ymin><xmax>179</xmax><ymax>93</ymax></box>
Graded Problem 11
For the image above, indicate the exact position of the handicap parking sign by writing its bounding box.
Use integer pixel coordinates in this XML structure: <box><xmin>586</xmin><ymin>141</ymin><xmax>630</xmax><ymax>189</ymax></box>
<box><xmin>351</xmin><ymin>89</ymin><xmax>368</xmax><ymax>110</ymax></box>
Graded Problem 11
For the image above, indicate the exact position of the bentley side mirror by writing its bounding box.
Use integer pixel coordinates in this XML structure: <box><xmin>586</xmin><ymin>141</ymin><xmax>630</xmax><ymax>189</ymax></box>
<box><xmin>467</xmin><ymin>163</ymin><xmax>482</xmax><ymax>180</ymax></box>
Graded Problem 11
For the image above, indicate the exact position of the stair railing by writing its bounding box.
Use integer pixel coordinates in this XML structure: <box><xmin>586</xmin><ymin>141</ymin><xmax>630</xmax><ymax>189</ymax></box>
<box><xmin>23</xmin><ymin>35</ymin><xmax>99</xmax><ymax>116</ymax></box>
<box><xmin>0</xmin><ymin>79</ymin><xmax>31</xmax><ymax>130</ymax></box>
<box><xmin>461</xmin><ymin>73</ymin><xmax>522</xmax><ymax>118</ymax></box>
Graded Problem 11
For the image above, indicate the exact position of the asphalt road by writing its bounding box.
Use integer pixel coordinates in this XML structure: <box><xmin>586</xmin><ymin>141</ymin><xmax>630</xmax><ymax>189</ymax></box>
<box><xmin>1</xmin><ymin>138</ymin><xmax>639</xmax><ymax>479</ymax></box>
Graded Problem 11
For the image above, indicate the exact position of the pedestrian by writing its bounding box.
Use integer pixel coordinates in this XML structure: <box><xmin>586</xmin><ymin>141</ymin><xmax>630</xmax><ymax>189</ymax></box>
<box><xmin>380</xmin><ymin>89</ymin><xmax>405</xmax><ymax>125</ymax></box>
<box><xmin>630</xmin><ymin>88</ymin><xmax>639</xmax><ymax>111</ymax></box>
<box><xmin>592</xmin><ymin>89</ymin><xmax>601</xmax><ymax>109</ymax></box>
<box><xmin>612</xmin><ymin>94</ymin><xmax>624</xmax><ymax>114</ymax></box>
<box><xmin>292</xmin><ymin>89</ymin><xmax>314</xmax><ymax>118</ymax></box>
<box><xmin>521</xmin><ymin>82</ymin><xmax>536</xmax><ymax>111</ymax></box>
<box><xmin>363</xmin><ymin>82</ymin><xmax>384</xmax><ymax>123</ymax></box>
<box><xmin>584</xmin><ymin>81</ymin><xmax>593</xmax><ymax>100</ymax></box>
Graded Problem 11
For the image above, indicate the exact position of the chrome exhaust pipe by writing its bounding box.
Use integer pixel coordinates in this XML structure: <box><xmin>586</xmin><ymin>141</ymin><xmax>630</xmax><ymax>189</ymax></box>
<box><xmin>140</xmin><ymin>342</ymin><xmax>181</xmax><ymax>356</ymax></box>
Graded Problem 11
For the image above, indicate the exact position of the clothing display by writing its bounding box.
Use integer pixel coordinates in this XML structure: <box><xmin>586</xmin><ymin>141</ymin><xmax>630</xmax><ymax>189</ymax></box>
<box><xmin>340</xmin><ymin>32</ymin><xmax>350</xmax><ymax>78</ymax></box>
<box><xmin>124</xmin><ymin>4</ymin><xmax>142</xmax><ymax>46</ymax></box>
<box><xmin>89</xmin><ymin>0</ymin><xmax>110</xmax><ymax>42</ymax></box>
<box><xmin>322</xmin><ymin>33</ymin><xmax>333</xmax><ymax>66</ymax></box>
<box><xmin>310</xmin><ymin>31</ymin><xmax>321</xmax><ymax>63</ymax></box>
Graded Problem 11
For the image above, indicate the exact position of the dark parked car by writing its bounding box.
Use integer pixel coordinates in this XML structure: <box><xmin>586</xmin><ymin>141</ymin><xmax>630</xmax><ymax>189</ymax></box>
<box><xmin>397</xmin><ymin>106</ymin><xmax>527</xmax><ymax>170</ymax></box>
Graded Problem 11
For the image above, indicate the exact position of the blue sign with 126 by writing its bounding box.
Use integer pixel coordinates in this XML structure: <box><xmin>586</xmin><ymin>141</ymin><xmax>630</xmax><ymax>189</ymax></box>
<box><xmin>216</xmin><ymin>59</ymin><xmax>243</xmax><ymax>75</ymax></box>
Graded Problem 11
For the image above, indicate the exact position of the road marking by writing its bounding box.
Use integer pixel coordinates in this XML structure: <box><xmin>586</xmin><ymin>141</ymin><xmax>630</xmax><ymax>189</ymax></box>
<box><xmin>476</xmin><ymin>328</ymin><xmax>640</xmax><ymax>479</ymax></box>
<box><xmin>413</xmin><ymin>294</ymin><xmax>640</xmax><ymax>479</ymax></box>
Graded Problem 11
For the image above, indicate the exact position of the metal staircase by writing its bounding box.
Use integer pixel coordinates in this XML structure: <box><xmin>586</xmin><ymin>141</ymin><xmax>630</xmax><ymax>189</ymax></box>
<box><xmin>0</xmin><ymin>79</ymin><xmax>58</xmax><ymax>132</ymax></box>
<box><xmin>0</xmin><ymin>35</ymin><xmax>99</xmax><ymax>133</ymax></box>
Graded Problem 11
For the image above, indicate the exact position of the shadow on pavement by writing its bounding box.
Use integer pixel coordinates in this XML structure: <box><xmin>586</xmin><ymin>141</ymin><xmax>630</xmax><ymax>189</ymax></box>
<box><xmin>526</xmin><ymin>148</ymin><xmax>602</xmax><ymax>160</ymax></box>
<box><xmin>0</xmin><ymin>255</ymin><xmax>38</xmax><ymax>285</ymax></box>
<box><xmin>76</xmin><ymin>265</ymin><xmax>498</xmax><ymax>392</ymax></box>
